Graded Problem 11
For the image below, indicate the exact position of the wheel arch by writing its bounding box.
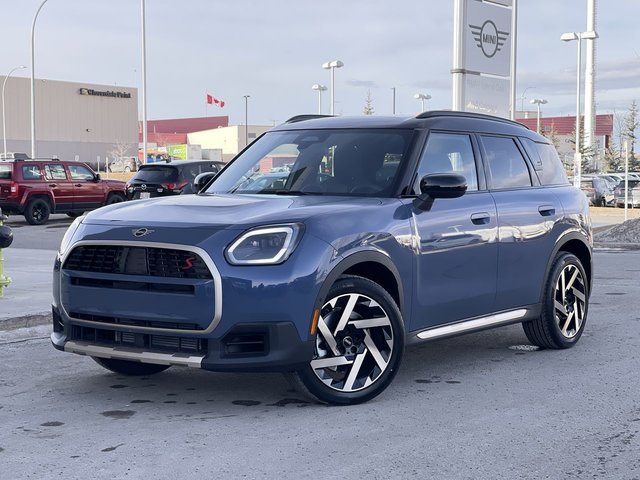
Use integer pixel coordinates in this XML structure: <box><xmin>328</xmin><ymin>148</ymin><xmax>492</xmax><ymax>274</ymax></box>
<box><xmin>315</xmin><ymin>250</ymin><xmax>405</xmax><ymax>317</ymax></box>
<box><xmin>540</xmin><ymin>233</ymin><xmax>592</xmax><ymax>302</ymax></box>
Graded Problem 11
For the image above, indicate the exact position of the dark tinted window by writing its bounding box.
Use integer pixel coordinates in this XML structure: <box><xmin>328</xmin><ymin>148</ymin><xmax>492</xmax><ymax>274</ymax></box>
<box><xmin>134</xmin><ymin>166</ymin><xmax>179</xmax><ymax>183</ymax></box>
<box><xmin>22</xmin><ymin>165</ymin><xmax>43</xmax><ymax>180</ymax></box>
<box><xmin>481</xmin><ymin>136</ymin><xmax>531</xmax><ymax>189</ymax></box>
<box><xmin>520</xmin><ymin>138</ymin><xmax>568</xmax><ymax>186</ymax></box>
<box><xmin>415</xmin><ymin>133</ymin><xmax>478</xmax><ymax>192</ymax></box>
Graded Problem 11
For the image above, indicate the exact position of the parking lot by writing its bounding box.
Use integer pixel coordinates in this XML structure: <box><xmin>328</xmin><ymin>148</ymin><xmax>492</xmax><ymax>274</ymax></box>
<box><xmin>1</xmin><ymin>210</ymin><xmax>639</xmax><ymax>478</ymax></box>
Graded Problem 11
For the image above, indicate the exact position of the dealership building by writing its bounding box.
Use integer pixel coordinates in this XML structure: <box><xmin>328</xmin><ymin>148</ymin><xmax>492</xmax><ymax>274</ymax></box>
<box><xmin>0</xmin><ymin>75</ymin><xmax>138</xmax><ymax>167</ymax></box>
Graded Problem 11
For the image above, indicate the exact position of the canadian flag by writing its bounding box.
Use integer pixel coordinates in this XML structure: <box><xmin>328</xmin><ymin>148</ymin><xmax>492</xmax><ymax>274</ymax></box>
<box><xmin>207</xmin><ymin>94</ymin><xmax>225</xmax><ymax>108</ymax></box>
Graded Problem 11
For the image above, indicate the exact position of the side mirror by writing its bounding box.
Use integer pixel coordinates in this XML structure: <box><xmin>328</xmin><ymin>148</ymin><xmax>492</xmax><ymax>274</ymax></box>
<box><xmin>414</xmin><ymin>173</ymin><xmax>467</xmax><ymax>211</ymax></box>
<box><xmin>95</xmin><ymin>173</ymin><xmax>101</xmax><ymax>181</ymax></box>
<box><xmin>194</xmin><ymin>171</ymin><xmax>217</xmax><ymax>193</ymax></box>
<box><xmin>0</xmin><ymin>225</ymin><xmax>13</xmax><ymax>249</ymax></box>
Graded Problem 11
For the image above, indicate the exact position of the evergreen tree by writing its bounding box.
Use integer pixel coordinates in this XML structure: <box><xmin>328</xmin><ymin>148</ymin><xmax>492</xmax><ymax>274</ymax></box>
<box><xmin>363</xmin><ymin>90</ymin><xmax>374</xmax><ymax>115</ymax></box>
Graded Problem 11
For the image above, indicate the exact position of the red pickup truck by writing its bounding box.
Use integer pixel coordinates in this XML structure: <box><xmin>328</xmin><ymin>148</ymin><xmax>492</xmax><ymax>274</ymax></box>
<box><xmin>0</xmin><ymin>159</ymin><xmax>126</xmax><ymax>225</ymax></box>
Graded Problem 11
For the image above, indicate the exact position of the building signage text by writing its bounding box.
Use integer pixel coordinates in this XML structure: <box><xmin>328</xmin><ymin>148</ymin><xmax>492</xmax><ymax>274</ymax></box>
<box><xmin>79</xmin><ymin>88</ymin><xmax>131</xmax><ymax>99</ymax></box>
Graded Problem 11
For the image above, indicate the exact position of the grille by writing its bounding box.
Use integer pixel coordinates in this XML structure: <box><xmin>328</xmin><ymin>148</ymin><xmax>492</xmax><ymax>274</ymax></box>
<box><xmin>63</xmin><ymin>245</ymin><xmax>212</xmax><ymax>279</ymax></box>
<box><xmin>70</xmin><ymin>312</ymin><xmax>204</xmax><ymax>331</ymax></box>
<box><xmin>71</xmin><ymin>325</ymin><xmax>208</xmax><ymax>355</ymax></box>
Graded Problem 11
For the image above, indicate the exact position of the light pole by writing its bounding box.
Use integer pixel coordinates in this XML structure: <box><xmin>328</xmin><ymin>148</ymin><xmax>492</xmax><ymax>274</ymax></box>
<box><xmin>530</xmin><ymin>98</ymin><xmax>548</xmax><ymax>134</ymax></box>
<box><xmin>141</xmin><ymin>0</ymin><xmax>148</xmax><ymax>164</ymax></box>
<box><xmin>561</xmin><ymin>30</ymin><xmax>598</xmax><ymax>187</ymax></box>
<box><xmin>3</xmin><ymin>66</ymin><xmax>27</xmax><ymax>157</ymax></box>
<box><xmin>311</xmin><ymin>84</ymin><xmax>327</xmax><ymax>114</ymax></box>
<box><xmin>519</xmin><ymin>86</ymin><xmax>535</xmax><ymax>115</ymax></box>
<box><xmin>391</xmin><ymin>87</ymin><xmax>396</xmax><ymax>115</ymax></box>
<box><xmin>321</xmin><ymin>60</ymin><xmax>343</xmax><ymax>115</ymax></box>
<box><xmin>414</xmin><ymin>93</ymin><xmax>431</xmax><ymax>112</ymax></box>
<box><xmin>243</xmin><ymin>95</ymin><xmax>250</xmax><ymax>147</ymax></box>
<box><xmin>30</xmin><ymin>0</ymin><xmax>50</xmax><ymax>159</ymax></box>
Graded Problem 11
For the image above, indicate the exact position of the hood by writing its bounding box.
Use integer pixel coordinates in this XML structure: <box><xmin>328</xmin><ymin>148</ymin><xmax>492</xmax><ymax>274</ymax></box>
<box><xmin>81</xmin><ymin>193</ymin><xmax>383</xmax><ymax>229</ymax></box>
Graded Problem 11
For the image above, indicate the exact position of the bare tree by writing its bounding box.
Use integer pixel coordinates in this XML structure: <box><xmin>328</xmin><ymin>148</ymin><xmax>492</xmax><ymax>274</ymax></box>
<box><xmin>363</xmin><ymin>90</ymin><xmax>375</xmax><ymax>115</ymax></box>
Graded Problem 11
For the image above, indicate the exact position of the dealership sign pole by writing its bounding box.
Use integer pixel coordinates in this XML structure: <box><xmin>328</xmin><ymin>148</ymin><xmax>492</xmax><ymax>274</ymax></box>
<box><xmin>452</xmin><ymin>0</ymin><xmax>516</xmax><ymax>119</ymax></box>
<box><xmin>141</xmin><ymin>0</ymin><xmax>148</xmax><ymax>164</ymax></box>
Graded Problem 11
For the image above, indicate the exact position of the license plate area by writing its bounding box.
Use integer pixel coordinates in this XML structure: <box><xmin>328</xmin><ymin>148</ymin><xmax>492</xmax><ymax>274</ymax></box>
<box><xmin>140</xmin><ymin>192</ymin><xmax>150</xmax><ymax>199</ymax></box>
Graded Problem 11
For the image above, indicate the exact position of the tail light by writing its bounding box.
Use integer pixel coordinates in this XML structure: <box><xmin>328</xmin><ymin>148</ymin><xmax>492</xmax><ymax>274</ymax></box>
<box><xmin>161</xmin><ymin>181</ymin><xmax>188</xmax><ymax>191</ymax></box>
<box><xmin>9</xmin><ymin>181</ymin><xmax>18</xmax><ymax>197</ymax></box>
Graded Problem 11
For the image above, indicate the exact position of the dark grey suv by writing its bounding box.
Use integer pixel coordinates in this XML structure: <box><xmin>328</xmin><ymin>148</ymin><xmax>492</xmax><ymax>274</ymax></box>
<box><xmin>52</xmin><ymin>112</ymin><xmax>592</xmax><ymax>405</ymax></box>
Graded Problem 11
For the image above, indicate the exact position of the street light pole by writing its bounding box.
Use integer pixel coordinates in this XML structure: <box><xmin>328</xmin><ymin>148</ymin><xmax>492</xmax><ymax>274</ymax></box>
<box><xmin>414</xmin><ymin>93</ymin><xmax>431</xmax><ymax>112</ymax></box>
<box><xmin>3</xmin><ymin>66</ymin><xmax>27</xmax><ymax>157</ymax></box>
<box><xmin>30</xmin><ymin>0</ymin><xmax>49</xmax><ymax>159</ymax></box>
<box><xmin>530</xmin><ymin>98</ymin><xmax>548</xmax><ymax>134</ymax></box>
<box><xmin>391</xmin><ymin>87</ymin><xmax>396</xmax><ymax>115</ymax></box>
<box><xmin>322</xmin><ymin>60</ymin><xmax>343</xmax><ymax>115</ymax></box>
<box><xmin>243</xmin><ymin>95</ymin><xmax>250</xmax><ymax>147</ymax></box>
<box><xmin>141</xmin><ymin>0</ymin><xmax>148</xmax><ymax>164</ymax></box>
<box><xmin>561</xmin><ymin>30</ymin><xmax>597</xmax><ymax>188</ymax></box>
<box><xmin>311</xmin><ymin>84</ymin><xmax>327</xmax><ymax>114</ymax></box>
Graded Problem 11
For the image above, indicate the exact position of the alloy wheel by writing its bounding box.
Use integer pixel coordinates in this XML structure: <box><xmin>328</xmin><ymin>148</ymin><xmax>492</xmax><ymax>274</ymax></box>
<box><xmin>312</xmin><ymin>293</ymin><xmax>394</xmax><ymax>393</ymax></box>
<box><xmin>554</xmin><ymin>264</ymin><xmax>586</xmax><ymax>338</ymax></box>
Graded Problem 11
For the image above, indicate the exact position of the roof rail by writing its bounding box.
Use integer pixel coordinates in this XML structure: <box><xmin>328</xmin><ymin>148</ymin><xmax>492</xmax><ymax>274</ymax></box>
<box><xmin>415</xmin><ymin>110</ymin><xmax>529</xmax><ymax>129</ymax></box>
<box><xmin>284</xmin><ymin>114</ymin><xmax>334</xmax><ymax>124</ymax></box>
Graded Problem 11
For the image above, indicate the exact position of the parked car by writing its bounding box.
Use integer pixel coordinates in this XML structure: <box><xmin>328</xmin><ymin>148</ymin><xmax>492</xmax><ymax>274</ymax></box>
<box><xmin>52</xmin><ymin>112</ymin><xmax>592</xmax><ymax>405</ymax></box>
<box><xmin>614</xmin><ymin>179</ymin><xmax>640</xmax><ymax>207</ymax></box>
<box><xmin>580</xmin><ymin>177</ymin><xmax>613</xmax><ymax>206</ymax></box>
<box><xmin>125</xmin><ymin>160</ymin><xmax>224</xmax><ymax>200</ymax></box>
<box><xmin>107</xmin><ymin>157</ymin><xmax>138</xmax><ymax>173</ymax></box>
<box><xmin>0</xmin><ymin>159</ymin><xmax>126</xmax><ymax>225</ymax></box>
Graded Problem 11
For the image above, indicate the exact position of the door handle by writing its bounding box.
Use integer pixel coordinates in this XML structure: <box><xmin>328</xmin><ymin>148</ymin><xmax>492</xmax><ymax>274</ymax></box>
<box><xmin>49</xmin><ymin>183</ymin><xmax>57</xmax><ymax>188</ymax></box>
<box><xmin>74</xmin><ymin>184</ymin><xmax>83</xmax><ymax>187</ymax></box>
<box><xmin>470</xmin><ymin>212</ymin><xmax>490</xmax><ymax>225</ymax></box>
<box><xmin>538</xmin><ymin>205</ymin><xmax>555</xmax><ymax>216</ymax></box>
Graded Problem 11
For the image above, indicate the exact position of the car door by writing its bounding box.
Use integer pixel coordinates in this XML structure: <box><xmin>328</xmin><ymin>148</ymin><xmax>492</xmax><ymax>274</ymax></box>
<box><xmin>43</xmin><ymin>163</ymin><xmax>74</xmax><ymax>211</ymax></box>
<box><xmin>479</xmin><ymin>135</ymin><xmax>563</xmax><ymax>311</ymax></box>
<box><xmin>405</xmin><ymin>132</ymin><xmax>498</xmax><ymax>332</ymax></box>
<box><xmin>67</xmin><ymin>164</ymin><xmax>104</xmax><ymax>210</ymax></box>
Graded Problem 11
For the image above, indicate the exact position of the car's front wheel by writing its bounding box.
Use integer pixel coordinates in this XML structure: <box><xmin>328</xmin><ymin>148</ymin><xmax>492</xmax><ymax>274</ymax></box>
<box><xmin>287</xmin><ymin>275</ymin><xmax>404</xmax><ymax>405</ymax></box>
<box><xmin>523</xmin><ymin>252</ymin><xmax>589</xmax><ymax>349</ymax></box>
<box><xmin>92</xmin><ymin>357</ymin><xmax>170</xmax><ymax>376</ymax></box>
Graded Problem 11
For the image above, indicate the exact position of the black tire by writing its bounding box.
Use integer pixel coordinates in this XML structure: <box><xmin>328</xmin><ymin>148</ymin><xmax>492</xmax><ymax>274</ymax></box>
<box><xmin>24</xmin><ymin>198</ymin><xmax>51</xmax><ymax>225</ymax></box>
<box><xmin>92</xmin><ymin>357</ymin><xmax>170</xmax><ymax>376</ymax></box>
<box><xmin>106</xmin><ymin>193</ymin><xmax>125</xmax><ymax>205</ymax></box>
<box><xmin>66</xmin><ymin>212</ymin><xmax>84</xmax><ymax>218</ymax></box>
<box><xmin>286</xmin><ymin>275</ymin><xmax>405</xmax><ymax>405</ymax></box>
<box><xmin>523</xmin><ymin>252</ymin><xmax>589</xmax><ymax>349</ymax></box>
<box><xmin>124</xmin><ymin>166</ymin><xmax>131</xmax><ymax>173</ymax></box>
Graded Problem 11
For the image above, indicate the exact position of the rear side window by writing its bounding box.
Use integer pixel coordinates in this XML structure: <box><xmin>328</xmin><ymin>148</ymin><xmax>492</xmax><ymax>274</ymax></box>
<box><xmin>0</xmin><ymin>165</ymin><xmax>12</xmax><ymax>179</ymax></box>
<box><xmin>481</xmin><ymin>136</ymin><xmax>531</xmax><ymax>189</ymax></box>
<box><xmin>22</xmin><ymin>165</ymin><xmax>42</xmax><ymax>180</ymax></box>
<box><xmin>134</xmin><ymin>166</ymin><xmax>179</xmax><ymax>183</ymax></box>
<box><xmin>44</xmin><ymin>164</ymin><xmax>67</xmax><ymax>180</ymax></box>
<box><xmin>520</xmin><ymin>138</ymin><xmax>568</xmax><ymax>186</ymax></box>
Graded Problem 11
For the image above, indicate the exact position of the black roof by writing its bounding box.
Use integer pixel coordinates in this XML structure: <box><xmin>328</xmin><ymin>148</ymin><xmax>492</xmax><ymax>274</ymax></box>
<box><xmin>273</xmin><ymin>110</ymin><xmax>546</xmax><ymax>142</ymax></box>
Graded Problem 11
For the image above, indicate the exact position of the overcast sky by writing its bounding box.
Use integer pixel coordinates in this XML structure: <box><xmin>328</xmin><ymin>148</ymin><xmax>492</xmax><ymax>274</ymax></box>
<box><xmin>2</xmin><ymin>0</ymin><xmax>639</xmax><ymax>126</ymax></box>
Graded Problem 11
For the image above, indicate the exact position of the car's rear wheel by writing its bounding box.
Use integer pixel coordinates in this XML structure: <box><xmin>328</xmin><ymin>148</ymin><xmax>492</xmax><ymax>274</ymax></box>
<box><xmin>287</xmin><ymin>275</ymin><xmax>404</xmax><ymax>405</ymax></box>
<box><xmin>24</xmin><ymin>198</ymin><xmax>51</xmax><ymax>225</ymax></box>
<box><xmin>523</xmin><ymin>252</ymin><xmax>589</xmax><ymax>349</ymax></box>
<box><xmin>66</xmin><ymin>212</ymin><xmax>83</xmax><ymax>218</ymax></box>
<box><xmin>92</xmin><ymin>357</ymin><xmax>170</xmax><ymax>376</ymax></box>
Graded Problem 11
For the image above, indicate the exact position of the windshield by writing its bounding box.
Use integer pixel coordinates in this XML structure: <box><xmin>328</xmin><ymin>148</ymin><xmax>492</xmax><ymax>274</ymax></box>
<box><xmin>206</xmin><ymin>129</ymin><xmax>414</xmax><ymax>196</ymax></box>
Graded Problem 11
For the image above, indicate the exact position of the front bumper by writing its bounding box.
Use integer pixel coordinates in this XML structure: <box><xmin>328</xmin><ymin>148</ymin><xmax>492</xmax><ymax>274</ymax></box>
<box><xmin>52</xmin><ymin>310</ymin><xmax>315</xmax><ymax>372</ymax></box>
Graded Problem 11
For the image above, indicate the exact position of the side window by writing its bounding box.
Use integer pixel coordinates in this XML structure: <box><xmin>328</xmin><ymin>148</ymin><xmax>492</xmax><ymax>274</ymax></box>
<box><xmin>21</xmin><ymin>165</ymin><xmax>43</xmax><ymax>180</ymax></box>
<box><xmin>520</xmin><ymin>138</ymin><xmax>568</xmax><ymax>186</ymax></box>
<box><xmin>44</xmin><ymin>164</ymin><xmax>67</xmax><ymax>181</ymax></box>
<box><xmin>415</xmin><ymin>133</ymin><xmax>478</xmax><ymax>192</ymax></box>
<box><xmin>68</xmin><ymin>164</ymin><xmax>95</xmax><ymax>181</ymax></box>
<box><xmin>481</xmin><ymin>136</ymin><xmax>531</xmax><ymax>189</ymax></box>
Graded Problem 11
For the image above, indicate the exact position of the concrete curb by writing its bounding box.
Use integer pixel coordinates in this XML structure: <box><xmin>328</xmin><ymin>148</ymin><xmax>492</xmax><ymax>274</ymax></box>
<box><xmin>0</xmin><ymin>313</ymin><xmax>50</xmax><ymax>331</ymax></box>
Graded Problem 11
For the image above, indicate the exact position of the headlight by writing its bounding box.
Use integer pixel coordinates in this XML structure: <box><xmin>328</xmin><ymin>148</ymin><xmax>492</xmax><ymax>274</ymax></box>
<box><xmin>58</xmin><ymin>217</ymin><xmax>82</xmax><ymax>258</ymax></box>
<box><xmin>225</xmin><ymin>224</ymin><xmax>303</xmax><ymax>265</ymax></box>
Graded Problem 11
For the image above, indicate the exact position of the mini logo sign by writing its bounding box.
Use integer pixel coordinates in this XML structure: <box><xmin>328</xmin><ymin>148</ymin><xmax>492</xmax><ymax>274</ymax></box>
<box><xmin>78</xmin><ymin>87</ymin><xmax>131</xmax><ymax>99</ymax></box>
<box><xmin>469</xmin><ymin>20</ymin><xmax>509</xmax><ymax>58</ymax></box>
<box><xmin>132</xmin><ymin>228</ymin><xmax>154</xmax><ymax>238</ymax></box>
